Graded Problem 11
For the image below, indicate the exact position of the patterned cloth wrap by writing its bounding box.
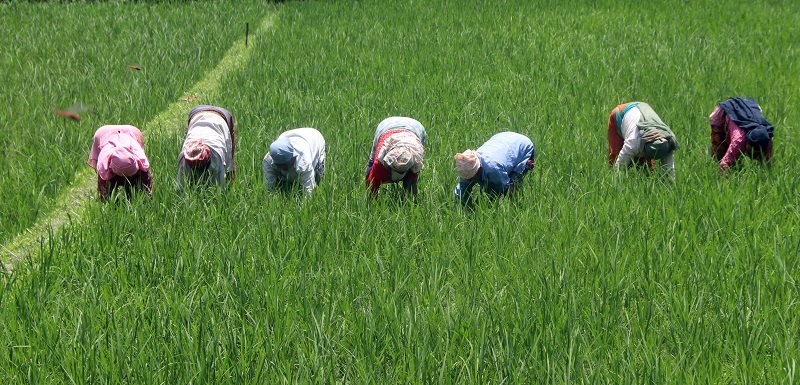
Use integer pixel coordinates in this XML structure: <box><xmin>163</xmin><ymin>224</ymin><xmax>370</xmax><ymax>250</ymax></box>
<box><xmin>635</xmin><ymin>103</ymin><xmax>679</xmax><ymax>160</ymax></box>
<box><xmin>377</xmin><ymin>130</ymin><xmax>424</xmax><ymax>174</ymax></box>
<box><xmin>370</xmin><ymin>117</ymin><xmax>426</xmax><ymax>158</ymax></box>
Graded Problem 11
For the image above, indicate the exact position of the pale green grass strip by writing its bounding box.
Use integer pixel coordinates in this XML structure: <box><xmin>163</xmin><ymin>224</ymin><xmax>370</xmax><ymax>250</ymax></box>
<box><xmin>1</xmin><ymin>14</ymin><xmax>276</xmax><ymax>273</ymax></box>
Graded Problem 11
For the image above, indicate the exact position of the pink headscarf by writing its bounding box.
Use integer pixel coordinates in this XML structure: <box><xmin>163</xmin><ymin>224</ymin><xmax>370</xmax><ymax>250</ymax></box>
<box><xmin>89</xmin><ymin>125</ymin><xmax>150</xmax><ymax>181</ymax></box>
<box><xmin>88</xmin><ymin>125</ymin><xmax>143</xmax><ymax>168</ymax></box>
<box><xmin>455</xmin><ymin>150</ymin><xmax>481</xmax><ymax>179</ymax></box>
<box><xmin>98</xmin><ymin>146</ymin><xmax>138</xmax><ymax>178</ymax></box>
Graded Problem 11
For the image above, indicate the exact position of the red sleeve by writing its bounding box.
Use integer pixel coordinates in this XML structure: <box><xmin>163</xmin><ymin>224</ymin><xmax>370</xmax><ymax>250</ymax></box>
<box><xmin>607</xmin><ymin>108</ymin><xmax>623</xmax><ymax>167</ymax></box>
<box><xmin>367</xmin><ymin>161</ymin><xmax>391</xmax><ymax>193</ymax></box>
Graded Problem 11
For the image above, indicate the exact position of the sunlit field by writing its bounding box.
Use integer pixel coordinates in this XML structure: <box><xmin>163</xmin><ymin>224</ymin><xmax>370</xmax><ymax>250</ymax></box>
<box><xmin>0</xmin><ymin>1</ymin><xmax>268</xmax><ymax>243</ymax></box>
<box><xmin>2</xmin><ymin>0</ymin><xmax>799</xmax><ymax>383</ymax></box>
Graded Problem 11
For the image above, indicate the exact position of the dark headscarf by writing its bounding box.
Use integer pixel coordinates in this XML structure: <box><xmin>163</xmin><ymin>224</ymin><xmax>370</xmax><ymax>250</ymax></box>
<box><xmin>718</xmin><ymin>97</ymin><xmax>774</xmax><ymax>148</ymax></box>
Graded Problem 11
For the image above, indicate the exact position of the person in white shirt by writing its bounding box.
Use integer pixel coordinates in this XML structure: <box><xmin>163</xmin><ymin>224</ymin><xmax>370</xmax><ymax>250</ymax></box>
<box><xmin>607</xmin><ymin>102</ymin><xmax>679</xmax><ymax>179</ymax></box>
<box><xmin>177</xmin><ymin>105</ymin><xmax>236</xmax><ymax>189</ymax></box>
<box><xmin>263</xmin><ymin>128</ymin><xmax>326</xmax><ymax>197</ymax></box>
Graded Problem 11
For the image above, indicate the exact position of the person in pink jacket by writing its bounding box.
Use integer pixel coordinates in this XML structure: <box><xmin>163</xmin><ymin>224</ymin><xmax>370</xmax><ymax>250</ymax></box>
<box><xmin>88</xmin><ymin>125</ymin><xmax>152</xmax><ymax>202</ymax></box>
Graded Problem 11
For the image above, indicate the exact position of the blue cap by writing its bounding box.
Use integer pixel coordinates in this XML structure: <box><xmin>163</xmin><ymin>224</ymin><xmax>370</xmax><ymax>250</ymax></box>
<box><xmin>269</xmin><ymin>137</ymin><xmax>295</xmax><ymax>165</ymax></box>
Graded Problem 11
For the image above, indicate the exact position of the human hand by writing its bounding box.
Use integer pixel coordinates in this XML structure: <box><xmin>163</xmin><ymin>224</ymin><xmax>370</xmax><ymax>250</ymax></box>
<box><xmin>719</xmin><ymin>164</ymin><xmax>730</xmax><ymax>178</ymax></box>
<box><xmin>643</xmin><ymin>131</ymin><xmax>663</xmax><ymax>142</ymax></box>
<box><xmin>525</xmin><ymin>159</ymin><xmax>535</xmax><ymax>171</ymax></box>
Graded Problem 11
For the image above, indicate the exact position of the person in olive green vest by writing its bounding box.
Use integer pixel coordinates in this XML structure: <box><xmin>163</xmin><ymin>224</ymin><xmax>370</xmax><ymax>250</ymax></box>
<box><xmin>607</xmin><ymin>102</ymin><xmax>679</xmax><ymax>180</ymax></box>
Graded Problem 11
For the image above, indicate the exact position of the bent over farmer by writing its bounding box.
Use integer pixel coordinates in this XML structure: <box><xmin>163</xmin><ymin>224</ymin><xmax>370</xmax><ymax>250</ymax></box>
<box><xmin>263</xmin><ymin>128</ymin><xmax>326</xmax><ymax>197</ymax></box>
<box><xmin>88</xmin><ymin>125</ymin><xmax>152</xmax><ymax>202</ymax></box>
<box><xmin>177</xmin><ymin>105</ymin><xmax>236</xmax><ymax>190</ymax></box>
<box><xmin>366</xmin><ymin>116</ymin><xmax>426</xmax><ymax>197</ymax></box>
<box><xmin>710</xmin><ymin>97</ymin><xmax>774</xmax><ymax>174</ymax></box>
<box><xmin>607</xmin><ymin>101</ymin><xmax>679</xmax><ymax>179</ymax></box>
<box><xmin>454</xmin><ymin>131</ymin><xmax>535</xmax><ymax>207</ymax></box>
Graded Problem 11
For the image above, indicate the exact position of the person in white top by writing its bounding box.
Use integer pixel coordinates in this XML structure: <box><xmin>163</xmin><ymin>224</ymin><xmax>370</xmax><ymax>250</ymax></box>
<box><xmin>263</xmin><ymin>128</ymin><xmax>326</xmax><ymax>197</ymax></box>
<box><xmin>607</xmin><ymin>101</ymin><xmax>679</xmax><ymax>179</ymax></box>
<box><xmin>177</xmin><ymin>105</ymin><xmax>236</xmax><ymax>190</ymax></box>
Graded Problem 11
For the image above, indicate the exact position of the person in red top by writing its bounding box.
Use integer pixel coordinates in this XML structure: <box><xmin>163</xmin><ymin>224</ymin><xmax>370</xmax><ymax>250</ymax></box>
<box><xmin>87</xmin><ymin>125</ymin><xmax>152</xmax><ymax>202</ymax></box>
<box><xmin>607</xmin><ymin>102</ymin><xmax>653</xmax><ymax>172</ymax></box>
<box><xmin>365</xmin><ymin>117</ymin><xmax>426</xmax><ymax>197</ymax></box>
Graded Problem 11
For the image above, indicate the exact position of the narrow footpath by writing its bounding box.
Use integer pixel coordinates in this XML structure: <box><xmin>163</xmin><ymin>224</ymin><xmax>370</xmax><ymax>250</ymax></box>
<box><xmin>1</xmin><ymin>14</ymin><xmax>276</xmax><ymax>273</ymax></box>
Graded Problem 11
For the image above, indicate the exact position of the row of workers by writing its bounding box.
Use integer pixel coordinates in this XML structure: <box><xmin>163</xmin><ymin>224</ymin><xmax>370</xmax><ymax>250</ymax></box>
<box><xmin>87</xmin><ymin>97</ymin><xmax>775</xmax><ymax>205</ymax></box>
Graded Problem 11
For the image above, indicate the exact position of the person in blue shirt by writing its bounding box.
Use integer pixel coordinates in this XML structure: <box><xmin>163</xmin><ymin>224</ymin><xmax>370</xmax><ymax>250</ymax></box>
<box><xmin>454</xmin><ymin>132</ymin><xmax>535</xmax><ymax>206</ymax></box>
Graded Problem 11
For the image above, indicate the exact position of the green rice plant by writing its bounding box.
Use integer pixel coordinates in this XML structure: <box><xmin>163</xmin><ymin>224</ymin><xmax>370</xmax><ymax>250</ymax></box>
<box><xmin>0</xmin><ymin>1</ymin><xmax>269</xmax><ymax>244</ymax></box>
<box><xmin>1</xmin><ymin>0</ymin><xmax>799</xmax><ymax>383</ymax></box>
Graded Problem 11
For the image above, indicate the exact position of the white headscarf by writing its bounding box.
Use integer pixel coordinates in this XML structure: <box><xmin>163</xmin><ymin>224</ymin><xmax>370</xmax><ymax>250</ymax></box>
<box><xmin>454</xmin><ymin>150</ymin><xmax>481</xmax><ymax>179</ymax></box>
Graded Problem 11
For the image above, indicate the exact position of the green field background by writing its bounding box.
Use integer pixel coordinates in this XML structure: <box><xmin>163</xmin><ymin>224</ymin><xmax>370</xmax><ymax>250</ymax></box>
<box><xmin>2</xmin><ymin>0</ymin><xmax>800</xmax><ymax>383</ymax></box>
<box><xmin>0</xmin><ymin>1</ymin><xmax>271</xmax><ymax>243</ymax></box>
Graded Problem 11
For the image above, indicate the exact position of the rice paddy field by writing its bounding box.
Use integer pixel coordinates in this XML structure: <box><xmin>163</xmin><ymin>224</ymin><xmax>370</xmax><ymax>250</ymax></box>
<box><xmin>1</xmin><ymin>0</ymin><xmax>799</xmax><ymax>383</ymax></box>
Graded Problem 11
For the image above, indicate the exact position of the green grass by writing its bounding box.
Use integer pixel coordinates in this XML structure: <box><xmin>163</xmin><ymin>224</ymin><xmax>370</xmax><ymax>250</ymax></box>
<box><xmin>2</xmin><ymin>0</ymin><xmax>800</xmax><ymax>383</ymax></box>
<box><xmin>0</xmin><ymin>12</ymin><xmax>277</xmax><ymax>270</ymax></box>
<box><xmin>0</xmin><ymin>1</ymin><xmax>269</xmax><ymax>244</ymax></box>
